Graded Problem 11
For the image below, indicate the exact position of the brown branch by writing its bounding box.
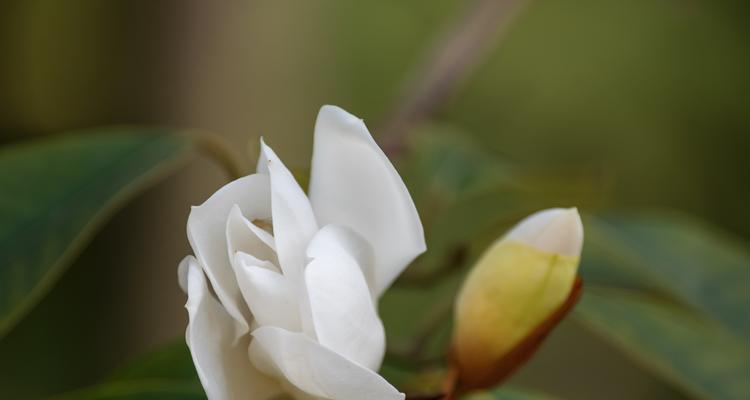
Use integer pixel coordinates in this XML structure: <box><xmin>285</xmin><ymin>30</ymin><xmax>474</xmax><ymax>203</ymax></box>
<box><xmin>379</xmin><ymin>0</ymin><xmax>528</xmax><ymax>156</ymax></box>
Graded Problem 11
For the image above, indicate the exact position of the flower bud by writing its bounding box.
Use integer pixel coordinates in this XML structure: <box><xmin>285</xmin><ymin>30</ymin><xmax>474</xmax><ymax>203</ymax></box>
<box><xmin>452</xmin><ymin>208</ymin><xmax>584</xmax><ymax>390</ymax></box>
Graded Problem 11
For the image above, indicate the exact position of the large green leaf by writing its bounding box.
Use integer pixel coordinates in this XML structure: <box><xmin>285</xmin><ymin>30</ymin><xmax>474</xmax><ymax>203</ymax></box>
<box><xmin>48</xmin><ymin>382</ymin><xmax>204</xmax><ymax>400</ymax></box>
<box><xmin>48</xmin><ymin>341</ymin><xmax>204</xmax><ymax>400</ymax></box>
<box><xmin>576</xmin><ymin>288</ymin><xmax>750</xmax><ymax>400</ymax></box>
<box><xmin>581</xmin><ymin>213</ymin><xmax>750</xmax><ymax>341</ymax></box>
<box><xmin>47</xmin><ymin>341</ymin><xmax>205</xmax><ymax>400</ymax></box>
<box><xmin>108</xmin><ymin>341</ymin><xmax>199</xmax><ymax>383</ymax></box>
<box><xmin>0</xmin><ymin>129</ymin><xmax>193</xmax><ymax>338</ymax></box>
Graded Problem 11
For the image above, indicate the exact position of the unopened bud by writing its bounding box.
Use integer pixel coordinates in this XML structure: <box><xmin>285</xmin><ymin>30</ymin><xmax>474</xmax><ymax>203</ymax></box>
<box><xmin>451</xmin><ymin>208</ymin><xmax>584</xmax><ymax>391</ymax></box>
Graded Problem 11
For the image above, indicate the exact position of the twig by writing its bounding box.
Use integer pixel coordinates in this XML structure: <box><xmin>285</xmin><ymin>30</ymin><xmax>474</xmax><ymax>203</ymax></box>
<box><xmin>188</xmin><ymin>132</ymin><xmax>247</xmax><ymax>180</ymax></box>
<box><xmin>379</xmin><ymin>0</ymin><xmax>528</xmax><ymax>156</ymax></box>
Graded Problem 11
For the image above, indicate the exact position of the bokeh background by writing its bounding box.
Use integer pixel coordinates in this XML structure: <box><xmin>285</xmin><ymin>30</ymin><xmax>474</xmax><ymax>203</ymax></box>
<box><xmin>1</xmin><ymin>1</ymin><xmax>749</xmax><ymax>399</ymax></box>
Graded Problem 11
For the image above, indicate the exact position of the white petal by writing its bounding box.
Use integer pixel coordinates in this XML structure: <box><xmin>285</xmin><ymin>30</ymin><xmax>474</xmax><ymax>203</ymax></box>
<box><xmin>306</xmin><ymin>224</ymin><xmax>376</xmax><ymax>297</ymax></box>
<box><xmin>183</xmin><ymin>256</ymin><xmax>281</xmax><ymax>400</ymax></box>
<box><xmin>256</xmin><ymin>140</ymin><xmax>269</xmax><ymax>174</ymax></box>
<box><xmin>249</xmin><ymin>326</ymin><xmax>404</xmax><ymax>400</ymax></box>
<box><xmin>226</xmin><ymin>205</ymin><xmax>277</xmax><ymax>265</ymax></box>
<box><xmin>177</xmin><ymin>256</ymin><xmax>190</xmax><ymax>293</ymax></box>
<box><xmin>187</xmin><ymin>174</ymin><xmax>271</xmax><ymax>335</ymax></box>
<box><xmin>235</xmin><ymin>256</ymin><xmax>302</xmax><ymax>331</ymax></box>
<box><xmin>302</xmin><ymin>227</ymin><xmax>385</xmax><ymax>370</ymax></box>
<box><xmin>261</xmin><ymin>140</ymin><xmax>318</xmax><ymax>283</ymax></box>
<box><xmin>234</xmin><ymin>251</ymin><xmax>280</xmax><ymax>274</ymax></box>
<box><xmin>503</xmin><ymin>207</ymin><xmax>584</xmax><ymax>257</ymax></box>
<box><xmin>308</xmin><ymin>105</ymin><xmax>426</xmax><ymax>297</ymax></box>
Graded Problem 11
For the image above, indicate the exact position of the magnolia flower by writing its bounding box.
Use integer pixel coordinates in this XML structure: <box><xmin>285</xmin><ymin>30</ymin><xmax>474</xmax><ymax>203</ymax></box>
<box><xmin>453</xmin><ymin>208</ymin><xmax>583</xmax><ymax>388</ymax></box>
<box><xmin>178</xmin><ymin>106</ymin><xmax>425</xmax><ymax>400</ymax></box>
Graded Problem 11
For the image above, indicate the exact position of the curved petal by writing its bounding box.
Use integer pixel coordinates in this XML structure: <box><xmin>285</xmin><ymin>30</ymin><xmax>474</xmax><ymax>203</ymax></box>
<box><xmin>187</xmin><ymin>174</ymin><xmax>271</xmax><ymax>335</ymax></box>
<box><xmin>504</xmin><ymin>207</ymin><xmax>584</xmax><ymax>257</ymax></box>
<box><xmin>235</xmin><ymin>255</ymin><xmax>301</xmax><ymax>331</ymax></box>
<box><xmin>234</xmin><ymin>251</ymin><xmax>280</xmax><ymax>274</ymax></box>
<box><xmin>307</xmin><ymin>224</ymin><xmax>376</xmax><ymax>297</ymax></box>
<box><xmin>177</xmin><ymin>256</ymin><xmax>190</xmax><ymax>293</ymax></box>
<box><xmin>256</xmin><ymin>142</ymin><xmax>269</xmax><ymax>174</ymax></box>
<box><xmin>308</xmin><ymin>105</ymin><xmax>426</xmax><ymax>297</ymax></box>
<box><xmin>261</xmin><ymin>140</ymin><xmax>318</xmax><ymax>283</ymax></box>
<box><xmin>303</xmin><ymin>227</ymin><xmax>385</xmax><ymax>370</ymax></box>
<box><xmin>183</xmin><ymin>256</ymin><xmax>281</xmax><ymax>400</ymax></box>
<box><xmin>227</xmin><ymin>205</ymin><xmax>277</xmax><ymax>266</ymax></box>
<box><xmin>249</xmin><ymin>326</ymin><xmax>404</xmax><ymax>400</ymax></box>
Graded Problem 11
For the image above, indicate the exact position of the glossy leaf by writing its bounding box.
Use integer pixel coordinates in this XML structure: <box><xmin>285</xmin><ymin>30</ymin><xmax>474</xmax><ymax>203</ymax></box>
<box><xmin>0</xmin><ymin>129</ymin><xmax>193</xmax><ymax>338</ymax></box>
<box><xmin>581</xmin><ymin>213</ymin><xmax>750</xmax><ymax>341</ymax></box>
<box><xmin>576</xmin><ymin>288</ymin><xmax>750</xmax><ymax>400</ymax></box>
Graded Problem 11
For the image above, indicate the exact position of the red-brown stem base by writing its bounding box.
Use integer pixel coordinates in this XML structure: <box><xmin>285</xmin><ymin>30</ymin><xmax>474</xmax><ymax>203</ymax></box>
<box><xmin>405</xmin><ymin>277</ymin><xmax>583</xmax><ymax>399</ymax></box>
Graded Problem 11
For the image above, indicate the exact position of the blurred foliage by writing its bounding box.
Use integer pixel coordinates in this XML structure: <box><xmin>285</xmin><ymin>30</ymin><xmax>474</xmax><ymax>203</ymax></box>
<box><xmin>380</xmin><ymin>132</ymin><xmax>750</xmax><ymax>399</ymax></box>
<box><xmin>578</xmin><ymin>289</ymin><xmax>750</xmax><ymax>400</ymax></box>
<box><xmin>581</xmin><ymin>214</ymin><xmax>750</xmax><ymax>339</ymax></box>
<box><xmin>47</xmin><ymin>341</ymin><xmax>203</xmax><ymax>400</ymax></box>
<box><xmin>1</xmin><ymin>0</ymin><xmax>749</xmax><ymax>399</ymax></box>
<box><xmin>0</xmin><ymin>130</ymin><xmax>193</xmax><ymax>338</ymax></box>
<box><xmin>447</xmin><ymin>0</ymin><xmax>750</xmax><ymax>237</ymax></box>
<box><xmin>49</xmin><ymin>341</ymin><xmax>552</xmax><ymax>400</ymax></box>
<box><xmin>575</xmin><ymin>213</ymin><xmax>750</xmax><ymax>400</ymax></box>
<box><xmin>33</xmin><ymin>129</ymin><xmax>750</xmax><ymax>400</ymax></box>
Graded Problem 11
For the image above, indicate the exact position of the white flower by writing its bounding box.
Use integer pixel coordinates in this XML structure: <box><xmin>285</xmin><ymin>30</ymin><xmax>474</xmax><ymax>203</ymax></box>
<box><xmin>178</xmin><ymin>105</ymin><xmax>426</xmax><ymax>400</ymax></box>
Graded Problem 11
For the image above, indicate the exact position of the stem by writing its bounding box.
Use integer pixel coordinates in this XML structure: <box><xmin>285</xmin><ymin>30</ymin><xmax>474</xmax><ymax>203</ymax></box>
<box><xmin>189</xmin><ymin>132</ymin><xmax>247</xmax><ymax>180</ymax></box>
<box><xmin>379</xmin><ymin>0</ymin><xmax>528</xmax><ymax>157</ymax></box>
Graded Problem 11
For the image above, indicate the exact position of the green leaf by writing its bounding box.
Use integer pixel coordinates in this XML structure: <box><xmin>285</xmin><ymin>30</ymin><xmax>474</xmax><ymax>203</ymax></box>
<box><xmin>581</xmin><ymin>212</ymin><xmax>750</xmax><ymax>341</ymax></box>
<box><xmin>50</xmin><ymin>341</ymin><xmax>204</xmax><ymax>400</ymax></box>
<box><xmin>576</xmin><ymin>288</ymin><xmax>750</xmax><ymax>400</ymax></box>
<box><xmin>399</xmin><ymin>127</ymin><xmax>532</xmax><ymax>280</ymax></box>
<box><xmin>48</xmin><ymin>382</ymin><xmax>204</xmax><ymax>400</ymax></box>
<box><xmin>108</xmin><ymin>341</ymin><xmax>198</xmax><ymax>383</ymax></box>
<box><xmin>0</xmin><ymin>129</ymin><xmax>193</xmax><ymax>338</ymax></box>
<box><xmin>403</xmin><ymin>127</ymin><xmax>515</xmax><ymax>204</ymax></box>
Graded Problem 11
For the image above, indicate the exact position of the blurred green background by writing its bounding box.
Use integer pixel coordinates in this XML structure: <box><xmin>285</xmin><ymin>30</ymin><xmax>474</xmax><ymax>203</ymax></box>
<box><xmin>1</xmin><ymin>0</ymin><xmax>749</xmax><ymax>399</ymax></box>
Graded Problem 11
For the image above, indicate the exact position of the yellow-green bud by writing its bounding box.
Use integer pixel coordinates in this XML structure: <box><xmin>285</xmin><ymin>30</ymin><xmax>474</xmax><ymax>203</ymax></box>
<box><xmin>452</xmin><ymin>208</ymin><xmax>584</xmax><ymax>387</ymax></box>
